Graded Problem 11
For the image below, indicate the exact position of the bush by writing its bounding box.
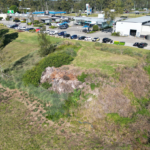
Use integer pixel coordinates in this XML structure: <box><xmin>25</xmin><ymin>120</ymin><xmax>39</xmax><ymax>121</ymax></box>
<box><xmin>93</xmin><ymin>25</ymin><xmax>98</xmax><ymax>31</ymax></box>
<box><xmin>63</xmin><ymin>48</ymin><xmax>77</xmax><ymax>57</ymax></box>
<box><xmin>6</xmin><ymin>17</ymin><xmax>10</xmax><ymax>21</ymax></box>
<box><xmin>77</xmin><ymin>72</ymin><xmax>88</xmax><ymax>83</ymax></box>
<box><xmin>34</xmin><ymin>20</ymin><xmax>40</xmax><ymax>24</ymax></box>
<box><xmin>27</xmin><ymin>22</ymin><xmax>32</xmax><ymax>25</ymax></box>
<box><xmin>29</xmin><ymin>29</ymin><xmax>36</xmax><ymax>33</ymax></box>
<box><xmin>111</xmin><ymin>32</ymin><xmax>120</xmax><ymax>36</ymax></box>
<box><xmin>49</xmin><ymin>26</ymin><xmax>57</xmax><ymax>29</ymax></box>
<box><xmin>13</xmin><ymin>18</ymin><xmax>19</xmax><ymax>22</ymax></box>
<box><xmin>23</xmin><ymin>53</ymin><xmax>74</xmax><ymax>86</ymax></box>
<box><xmin>21</xmin><ymin>21</ymin><xmax>26</xmax><ymax>23</ymax></box>
<box><xmin>90</xmin><ymin>83</ymin><xmax>96</xmax><ymax>90</ymax></box>
<box><xmin>0</xmin><ymin>17</ymin><xmax>3</xmax><ymax>20</ymax></box>
<box><xmin>41</xmin><ymin>82</ymin><xmax>52</xmax><ymax>89</ymax></box>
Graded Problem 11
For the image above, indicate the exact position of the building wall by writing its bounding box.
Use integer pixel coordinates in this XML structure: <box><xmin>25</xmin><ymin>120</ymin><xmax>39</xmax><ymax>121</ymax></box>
<box><xmin>141</xmin><ymin>26</ymin><xmax>150</xmax><ymax>35</ymax></box>
<box><xmin>0</xmin><ymin>14</ymin><xmax>7</xmax><ymax>20</ymax></box>
<box><xmin>116</xmin><ymin>22</ymin><xmax>142</xmax><ymax>36</ymax></box>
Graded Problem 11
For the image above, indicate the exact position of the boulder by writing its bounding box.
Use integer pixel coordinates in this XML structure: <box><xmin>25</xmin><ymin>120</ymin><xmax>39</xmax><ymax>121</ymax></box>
<box><xmin>40</xmin><ymin>67</ymin><xmax>83</xmax><ymax>94</ymax></box>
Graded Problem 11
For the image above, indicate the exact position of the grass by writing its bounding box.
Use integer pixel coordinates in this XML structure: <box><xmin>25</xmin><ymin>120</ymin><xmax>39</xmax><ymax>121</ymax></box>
<box><xmin>72</xmin><ymin>42</ymin><xmax>139</xmax><ymax>75</ymax></box>
<box><xmin>1</xmin><ymin>29</ymin><xmax>63</xmax><ymax>69</ymax></box>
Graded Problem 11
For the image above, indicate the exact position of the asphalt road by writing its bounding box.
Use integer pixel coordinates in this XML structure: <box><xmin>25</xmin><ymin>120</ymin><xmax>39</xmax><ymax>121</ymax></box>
<box><xmin>1</xmin><ymin>20</ymin><xmax>150</xmax><ymax>50</ymax></box>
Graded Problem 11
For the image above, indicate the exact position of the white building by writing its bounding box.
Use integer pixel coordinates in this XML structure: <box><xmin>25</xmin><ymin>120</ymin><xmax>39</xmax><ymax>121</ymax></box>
<box><xmin>116</xmin><ymin>16</ymin><xmax>150</xmax><ymax>37</ymax></box>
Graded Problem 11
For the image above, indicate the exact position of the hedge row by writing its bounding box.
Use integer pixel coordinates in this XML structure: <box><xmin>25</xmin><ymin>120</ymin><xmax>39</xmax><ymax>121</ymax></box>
<box><xmin>23</xmin><ymin>52</ymin><xmax>74</xmax><ymax>87</ymax></box>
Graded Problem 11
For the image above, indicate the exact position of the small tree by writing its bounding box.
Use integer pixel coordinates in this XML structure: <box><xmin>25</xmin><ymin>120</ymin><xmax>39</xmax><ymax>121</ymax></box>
<box><xmin>38</xmin><ymin>27</ymin><xmax>56</xmax><ymax>57</ymax></box>
<box><xmin>93</xmin><ymin>25</ymin><xmax>98</xmax><ymax>31</ymax></box>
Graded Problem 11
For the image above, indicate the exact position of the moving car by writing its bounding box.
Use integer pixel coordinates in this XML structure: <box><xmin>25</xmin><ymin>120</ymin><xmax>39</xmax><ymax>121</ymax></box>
<box><xmin>70</xmin><ymin>35</ymin><xmax>77</xmax><ymax>39</ymax></box>
<box><xmin>102</xmin><ymin>38</ymin><xmax>113</xmax><ymax>43</ymax></box>
<box><xmin>63</xmin><ymin>34</ymin><xmax>70</xmax><ymax>38</ymax></box>
<box><xmin>92</xmin><ymin>37</ymin><xmax>100</xmax><ymax>42</ymax></box>
<box><xmin>78</xmin><ymin>36</ymin><xmax>86</xmax><ymax>40</ymax></box>
<box><xmin>58</xmin><ymin>31</ymin><xmax>67</xmax><ymax>36</ymax></box>
<box><xmin>85</xmin><ymin>37</ymin><xmax>92</xmax><ymax>41</ymax></box>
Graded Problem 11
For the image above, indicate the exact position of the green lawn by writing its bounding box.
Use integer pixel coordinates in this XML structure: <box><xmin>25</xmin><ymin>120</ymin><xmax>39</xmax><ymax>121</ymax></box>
<box><xmin>1</xmin><ymin>31</ymin><xmax>63</xmax><ymax>69</ymax></box>
<box><xmin>72</xmin><ymin>42</ymin><xmax>140</xmax><ymax>75</ymax></box>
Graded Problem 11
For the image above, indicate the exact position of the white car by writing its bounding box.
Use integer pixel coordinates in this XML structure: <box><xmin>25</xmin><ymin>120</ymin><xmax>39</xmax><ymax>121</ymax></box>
<box><xmin>43</xmin><ymin>30</ymin><xmax>50</xmax><ymax>34</ymax></box>
<box><xmin>85</xmin><ymin>37</ymin><xmax>92</xmax><ymax>41</ymax></box>
<box><xmin>50</xmin><ymin>30</ymin><xmax>58</xmax><ymax>35</ymax></box>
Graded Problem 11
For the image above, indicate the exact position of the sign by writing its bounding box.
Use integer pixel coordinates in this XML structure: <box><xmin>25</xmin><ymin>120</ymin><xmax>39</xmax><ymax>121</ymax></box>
<box><xmin>7</xmin><ymin>10</ymin><xmax>14</xmax><ymax>14</ymax></box>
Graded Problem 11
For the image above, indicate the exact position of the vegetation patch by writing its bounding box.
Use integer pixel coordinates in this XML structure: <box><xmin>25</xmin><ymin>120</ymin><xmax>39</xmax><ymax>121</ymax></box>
<box><xmin>77</xmin><ymin>72</ymin><xmax>88</xmax><ymax>83</ymax></box>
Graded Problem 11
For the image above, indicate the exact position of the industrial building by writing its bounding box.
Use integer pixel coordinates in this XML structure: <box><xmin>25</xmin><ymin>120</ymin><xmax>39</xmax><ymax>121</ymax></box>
<box><xmin>73</xmin><ymin>16</ymin><xmax>113</xmax><ymax>28</ymax></box>
<box><xmin>116</xmin><ymin>16</ymin><xmax>150</xmax><ymax>37</ymax></box>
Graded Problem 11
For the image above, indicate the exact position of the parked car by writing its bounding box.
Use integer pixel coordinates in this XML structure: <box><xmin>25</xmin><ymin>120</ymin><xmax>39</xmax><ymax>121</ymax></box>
<box><xmin>19</xmin><ymin>26</ymin><xmax>26</xmax><ymax>30</ymax></box>
<box><xmin>133</xmin><ymin>42</ymin><xmax>140</xmax><ymax>46</ymax></box>
<box><xmin>78</xmin><ymin>36</ymin><xmax>86</xmax><ymax>40</ymax></box>
<box><xmin>63</xmin><ymin>34</ymin><xmax>70</xmax><ymax>38</ymax></box>
<box><xmin>58</xmin><ymin>31</ymin><xmax>67</xmax><ymax>36</ymax></box>
<box><xmin>85</xmin><ymin>37</ymin><xmax>92</xmax><ymax>41</ymax></box>
<box><xmin>59</xmin><ymin>25</ymin><xmax>68</xmax><ymax>29</ymax></box>
<box><xmin>24</xmin><ymin>28</ymin><xmax>34</xmax><ymax>31</ymax></box>
<box><xmin>43</xmin><ymin>30</ymin><xmax>50</xmax><ymax>34</ymax></box>
<box><xmin>102</xmin><ymin>38</ymin><xmax>113</xmax><ymax>43</ymax></box>
<box><xmin>10</xmin><ymin>24</ymin><xmax>19</xmax><ymax>28</ymax></box>
<box><xmin>70</xmin><ymin>35</ymin><xmax>77</xmax><ymax>39</ymax></box>
<box><xmin>92</xmin><ymin>37</ymin><xmax>100</xmax><ymax>42</ymax></box>
<box><xmin>137</xmin><ymin>43</ymin><xmax>148</xmax><ymax>48</ymax></box>
<box><xmin>82</xmin><ymin>29</ymin><xmax>88</xmax><ymax>33</ymax></box>
<box><xmin>49</xmin><ymin>30</ymin><xmax>58</xmax><ymax>35</ymax></box>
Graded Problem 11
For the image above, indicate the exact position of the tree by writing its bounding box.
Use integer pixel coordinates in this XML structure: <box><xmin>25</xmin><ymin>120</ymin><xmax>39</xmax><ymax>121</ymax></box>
<box><xmin>124</xmin><ymin>0</ymin><xmax>134</xmax><ymax>11</ymax></box>
<box><xmin>38</xmin><ymin>27</ymin><xmax>56</xmax><ymax>57</ymax></box>
<box><xmin>9</xmin><ymin>5</ymin><xmax>18</xmax><ymax>13</ymax></box>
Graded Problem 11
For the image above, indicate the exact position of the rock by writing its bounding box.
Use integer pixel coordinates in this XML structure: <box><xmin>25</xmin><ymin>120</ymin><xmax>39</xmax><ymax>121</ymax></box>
<box><xmin>40</xmin><ymin>67</ymin><xmax>83</xmax><ymax>94</ymax></box>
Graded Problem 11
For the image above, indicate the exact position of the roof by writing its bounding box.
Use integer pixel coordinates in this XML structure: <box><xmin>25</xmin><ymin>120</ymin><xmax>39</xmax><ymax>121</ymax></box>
<box><xmin>122</xmin><ymin>16</ymin><xmax>150</xmax><ymax>23</ymax></box>
<box><xmin>74</xmin><ymin>17</ymin><xmax>107</xmax><ymax>23</ymax></box>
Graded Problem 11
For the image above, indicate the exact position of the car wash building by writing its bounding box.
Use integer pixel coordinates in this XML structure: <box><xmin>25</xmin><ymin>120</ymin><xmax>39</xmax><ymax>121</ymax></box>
<box><xmin>73</xmin><ymin>16</ymin><xmax>113</xmax><ymax>29</ymax></box>
<box><xmin>116</xmin><ymin>16</ymin><xmax>150</xmax><ymax>37</ymax></box>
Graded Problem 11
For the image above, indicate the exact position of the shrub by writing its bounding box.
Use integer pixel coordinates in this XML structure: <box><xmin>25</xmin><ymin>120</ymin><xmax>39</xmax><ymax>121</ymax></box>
<box><xmin>77</xmin><ymin>72</ymin><xmax>88</xmax><ymax>83</ymax></box>
<box><xmin>29</xmin><ymin>29</ymin><xmax>36</xmax><ymax>33</ymax></box>
<box><xmin>41</xmin><ymin>82</ymin><xmax>52</xmax><ymax>89</ymax></box>
<box><xmin>49</xmin><ymin>26</ymin><xmax>57</xmax><ymax>29</ymax></box>
<box><xmin>34</xmin><ymin>20</ymin><xmax>40</xmax><ymax>24</ymax></box>
<box><xmin>21</xmin><ymin>21</ymin><xmax>26</xmax><ymax>23</ymax></box>
<box><xmin>27</xmin><ymin>22</ymin><xmax>32</xmax><ymax>25</ymax></box>
<box><xmin>23</xmin><ymin>53</ymin><xmax>74</xmax><ymax>86</ymax></box>
<box><xmin>90</xmin><ymin>83</ymin><xmax>96</xmax><ymax>90</ymax></box>
<box><xmin>13</xmin><ymin>18</ymin><xmax>19</xmax><ymax>22</ymax></box>
<box><xmin>6</xmin><ymin>17</ymin><xmax>10</xmax><ymax>21</ymax></box>
<box><xmin>111</xmin><ymin>32</ymin><xmax>120</xmax><ymax>36</ymax></box>
<box><xmin>63</xmin><ymin>48</ymin><xmax>77</xmax><ymax>57</ymax></box>
<box><xmin>93</xmin><ymin>25</ymin><xmax>98</xmax><ymax>31</ymax></box>
<box><xmin>0</xmin><ymin>17</ymin><xmax>3</xmax><ymax>20</ymax></box>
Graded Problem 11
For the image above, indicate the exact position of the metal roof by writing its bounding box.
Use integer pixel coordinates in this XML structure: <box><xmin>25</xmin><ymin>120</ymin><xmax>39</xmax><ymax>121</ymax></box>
<box><xmin>123</xmin><ymin>16</ymin><xmax>150</xmax><ymax>23</ymax></box>
<box><xmin>32</xmin><ymin>11</ymin><xmax>66</xmax><ymax>14</ymax></box>
<box><xmin>74</xmin><ymin>17</ymin><xmax>107</xmax><ymax>23</ymax></box>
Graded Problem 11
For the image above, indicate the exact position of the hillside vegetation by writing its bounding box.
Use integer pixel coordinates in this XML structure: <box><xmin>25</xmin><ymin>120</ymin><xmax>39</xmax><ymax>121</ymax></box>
<box><xmin>0</xmin><ymin>27</ymin><xmax>150</xmax><ymax>149</ymax></box>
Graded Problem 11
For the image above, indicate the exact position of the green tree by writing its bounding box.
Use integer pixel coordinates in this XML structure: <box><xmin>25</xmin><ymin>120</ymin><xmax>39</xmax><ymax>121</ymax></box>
<box><xmin>9</xmin><ymin>5</ymin><xmax>18</xmax><ymax>13</ymax></box>
<box><xmin>38</xmin><ymin>27</ymin><xmax>56</xmax><ymax>57</ymax></box>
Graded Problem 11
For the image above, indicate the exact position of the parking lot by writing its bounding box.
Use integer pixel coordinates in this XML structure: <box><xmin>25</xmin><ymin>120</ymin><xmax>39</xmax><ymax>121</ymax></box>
<box><xmin>1</xmin><ymin>20</ymin><xmax>150</xmax><ymax>50</ymax></box>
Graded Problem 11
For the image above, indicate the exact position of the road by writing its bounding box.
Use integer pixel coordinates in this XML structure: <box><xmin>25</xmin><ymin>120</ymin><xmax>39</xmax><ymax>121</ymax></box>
<box><xmin>1</xmin><ymin>20</ymin><xmax>150</xmax><ymax>50</ymax></box>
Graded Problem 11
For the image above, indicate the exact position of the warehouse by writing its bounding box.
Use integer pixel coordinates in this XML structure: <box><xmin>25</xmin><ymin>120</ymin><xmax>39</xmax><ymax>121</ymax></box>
<box><xmin>116</xmin><ymin>16</ymin><xmax>150</xmax><ymax>37</ymax></box>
